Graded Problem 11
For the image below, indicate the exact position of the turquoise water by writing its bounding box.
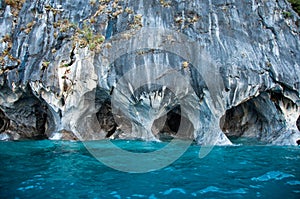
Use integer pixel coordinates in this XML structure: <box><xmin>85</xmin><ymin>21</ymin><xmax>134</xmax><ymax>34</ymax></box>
<box><xmin>0</xmin><ymin>140</ymin><xmax>299</xmax><ymax>199</ymax></box>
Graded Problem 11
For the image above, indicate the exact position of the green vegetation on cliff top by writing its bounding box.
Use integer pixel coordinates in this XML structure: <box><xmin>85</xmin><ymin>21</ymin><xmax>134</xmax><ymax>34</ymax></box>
<box><xmin>288</xmin><ymin>0</ymin><xmax>300</xmax><ymax>15</ymax></box>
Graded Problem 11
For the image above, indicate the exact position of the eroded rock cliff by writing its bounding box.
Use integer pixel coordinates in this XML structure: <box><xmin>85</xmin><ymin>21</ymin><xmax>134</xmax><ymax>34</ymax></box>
<box><xmin>0</xmin><ymin>0</ymin><xmax>299</xmax><ymax>145</ymax></box>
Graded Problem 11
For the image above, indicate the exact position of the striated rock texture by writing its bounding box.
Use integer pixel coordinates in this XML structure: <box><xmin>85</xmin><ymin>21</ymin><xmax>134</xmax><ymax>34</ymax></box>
<box><xmin>0</xmin><ymin>0</ymin><xmax>299</xmax><ymax>145</ymax></box>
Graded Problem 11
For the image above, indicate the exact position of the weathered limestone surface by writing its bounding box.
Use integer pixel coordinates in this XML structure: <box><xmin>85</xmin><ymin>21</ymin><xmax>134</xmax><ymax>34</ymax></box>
<box><xmin>0</xmin><ymin>0</ymin><xmax>299</xmax><ymax>145</ymax></box>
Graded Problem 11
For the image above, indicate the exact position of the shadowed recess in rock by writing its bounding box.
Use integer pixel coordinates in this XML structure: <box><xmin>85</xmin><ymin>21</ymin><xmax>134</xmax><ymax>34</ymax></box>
<box><xmin>0</xmin><ymin>109</ymin><xmax>10</xmax><ymax>133</ymax></box>
<box><xmin>0</xmin><ymin>87</ymin><xmax>49</xmax><ymax>140</ymax></box>
<box><xmin>152</xmin><ymin>105</ymin><xmax>195</xmax><ymax>141</ymax></box>
<box><xmin>220</xmin><ymin>92</ymin><xmax>300</xmax><ymax>145</ymax></box>
<box><xmin>96</xmin><ymin>100</ymin><xmax>117</xmax><ymax>138</ymax></box>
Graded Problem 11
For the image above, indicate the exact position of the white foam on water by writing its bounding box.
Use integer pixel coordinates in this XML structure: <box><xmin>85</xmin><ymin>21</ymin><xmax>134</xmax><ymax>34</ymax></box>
<box><xmin>251</xmin><ymin>171</ymin><xmax>295</xmax><ymax>182</ymax></box>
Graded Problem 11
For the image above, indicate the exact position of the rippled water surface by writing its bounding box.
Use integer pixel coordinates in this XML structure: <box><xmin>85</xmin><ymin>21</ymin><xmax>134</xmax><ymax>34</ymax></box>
<box><xmin>0</xmin><ymin>140</ymin><xmax>299</xmax><ymax>198</ymax></box>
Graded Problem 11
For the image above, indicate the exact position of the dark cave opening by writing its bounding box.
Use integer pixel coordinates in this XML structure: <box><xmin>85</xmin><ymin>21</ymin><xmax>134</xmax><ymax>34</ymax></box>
<box><xmin>96</xmin><ymin>100</ymin><xmax>118</xmax><ymax>138</ymax></box>
<box><xmin>0</xmin><ymin>118</ymin><xmax>3</xmax><ymax>129</ymax></box>
<box><xmin>0</xmin><ymin>86</ymin><xmax>51</xmax><ymax>140</ymax></box>
<box><xmin>167</xmin><ymin>108</ymin><xmax>181</xmax><ymax>133</ymax></box>
<box><xmin>96</xmin><ymin>101</ymin><xmax>195</xmax><ymax>141</ymax></box>
<box><xmin>297</xmin><ymin>115</ymin><xmax>300</xmax><ymax>132</ymax></box>
<box><xmin>13</xmin><ymin>91</ymin><xmax>50</xmax><ymax>140</ymax></box>
<box><xmin>219</xmin><ymin>104</ymin><xmax>267</xmax><ymax>144</ymax></box>
<box><xmin>165</xmin><ymin>106</ymin><xmax>181</xmax><ymax>134</ymax></box>
<box><xmin>219</xmin><ymin>93</ymin><xmax>289</xmax><ymax>144</ymax></box>
<box><xmin>0</xmin><ymin>109</ymin><xmax>9</xmax><ymax>132</ymax></box>
<box><xmin>33</xmin><ymin>104</ymin><xmax>48</xmax><ymax>140</ymax></box>
<box><xmin>220</xmin><ymin>104</ymin><xmax>262</xmax><ymax>138</ymax></box>
<box><xmin>152</xmin><ymin>105</ymin><xmax>194</xmax><ymax>141</ymax></box>
<box><xmin>95</xmin><ymin>99</ymin><xmax>134</xmax><ymax>139</ymax></box>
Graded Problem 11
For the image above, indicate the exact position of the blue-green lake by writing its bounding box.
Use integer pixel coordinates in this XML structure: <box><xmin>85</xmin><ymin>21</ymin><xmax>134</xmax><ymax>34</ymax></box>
<box><xmin>0</xmin><ymin>140</ymin><xmax>299</xmax><ymax>198</ymax></box>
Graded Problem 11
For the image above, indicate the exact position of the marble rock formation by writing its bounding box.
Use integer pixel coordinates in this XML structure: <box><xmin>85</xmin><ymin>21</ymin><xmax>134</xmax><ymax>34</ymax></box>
<box><xmin>0</xmin><ymin>0</ymin><xmax>299</xmax><ymax>145</ymax></box>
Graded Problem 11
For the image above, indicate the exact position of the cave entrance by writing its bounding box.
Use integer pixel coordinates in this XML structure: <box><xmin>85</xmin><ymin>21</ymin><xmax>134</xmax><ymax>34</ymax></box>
<box><xmin>219</xmin><ymin>104</ymin><xmax>265</xmax><ymax>144</ymax></box>
<box><xmin>219</xmin><ymin>93</ymin><xmax>287</xmax><ymax>144</ymax></box>
<box><xmin>0</xmin><ymin>109</ymin><xmax>9</xmax><ymax>133</ymax></box>
<box><xmin>152</xmin><ymin>105</ymin><xmax>195</xmax><ymax>141</ymax></box>
<box><xmin>95</xmin><ymin>102</ymin><xmax>195</xmax><ymax>141</ymax></box>
<box><xmin>95</xmin><ymin>98</ymin><xmax>133</xmax><ymax>139</ymax></box>
<box><xmin>96</xmin><ymin>100</ymin><xmax>117</xmax><ymax>138</ymax></box>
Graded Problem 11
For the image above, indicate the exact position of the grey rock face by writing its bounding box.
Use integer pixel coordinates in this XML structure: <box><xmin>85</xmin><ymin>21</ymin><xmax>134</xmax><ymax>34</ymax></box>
<box><xmin>0</xmin><ymin>0</ymin><xmax>299</xmax><ymax>145</ymax></box>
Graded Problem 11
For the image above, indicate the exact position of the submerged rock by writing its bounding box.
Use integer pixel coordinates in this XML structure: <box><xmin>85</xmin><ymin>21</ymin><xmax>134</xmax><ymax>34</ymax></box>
<box><xmin>0</xmin><ymin>0</ymin><xmax>299</xmax><ymax>145</ymax></box>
